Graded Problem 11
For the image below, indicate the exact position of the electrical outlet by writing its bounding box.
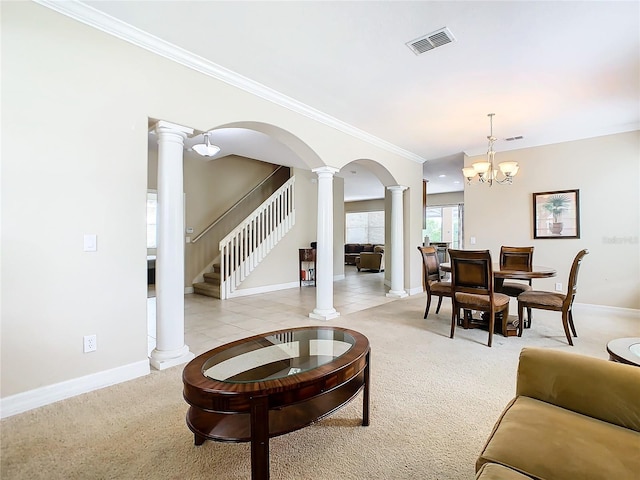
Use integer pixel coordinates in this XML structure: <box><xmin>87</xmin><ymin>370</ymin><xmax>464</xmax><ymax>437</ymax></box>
<box><xmin>555</xmin><ymin>282</ymin><xmax>563</xmax><ymax>292</ymax></box>
<box><xmin>83</xmin><ymin>334</ymin><xmax>97</xmax><ymax>353</ymax></box>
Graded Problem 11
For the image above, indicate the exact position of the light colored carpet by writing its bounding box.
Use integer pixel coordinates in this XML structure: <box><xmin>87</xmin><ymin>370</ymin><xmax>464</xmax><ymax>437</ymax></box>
<box><xmin>2</xmin><ymin>295</ymin><xmax>637</xmax><ymax>479</ymax></box>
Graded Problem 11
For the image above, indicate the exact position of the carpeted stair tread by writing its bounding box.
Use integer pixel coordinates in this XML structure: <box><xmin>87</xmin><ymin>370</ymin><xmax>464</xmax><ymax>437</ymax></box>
<box><xmin>203</xmin><ymin>272</ymin><xmax>220</xmax><ymax>282</ymax></box>
<box><xmin>193</xmin><ymin>282</ymin><xmax>220</xmax><ymax>298</ymax></box>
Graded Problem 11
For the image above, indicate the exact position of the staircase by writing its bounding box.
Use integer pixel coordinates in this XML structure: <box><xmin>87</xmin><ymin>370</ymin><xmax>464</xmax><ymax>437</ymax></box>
<box><xmin>193</xmin><ymin>176</ymin><xmax>296</xmax><ymax>299</ymax></box>
<box><xmin>192</xmin><ymin>266</ymin><xmax>223</xmax><ymax>298</ymax></box>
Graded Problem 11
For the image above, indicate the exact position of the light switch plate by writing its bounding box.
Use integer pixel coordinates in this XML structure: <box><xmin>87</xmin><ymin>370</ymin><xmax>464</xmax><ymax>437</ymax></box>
<box><xmin>83</xmin><ymin>234</ymin><xmax>97</xmax><ymax>252</ymax></box>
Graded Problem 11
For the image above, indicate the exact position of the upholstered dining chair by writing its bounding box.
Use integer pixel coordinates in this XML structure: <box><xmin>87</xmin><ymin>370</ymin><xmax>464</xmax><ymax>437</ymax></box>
<box><xmin>417</xmin><ymin>246</ymin><xmax>451</xmax><ymax>319</ymax></box>
<box><xmin>517</xmin><ymin>249</ymin><xmax>589</xmax><ymax>346</ymax></box>
<box><xmin>498</xmin><ymin>246</ymin><xmax>534</xmax><ymax>328</ymax></box>
<box><xmin>449</xmin><ymin>249</ymin><xmax>512</xmax><ymax>347</ymax></box>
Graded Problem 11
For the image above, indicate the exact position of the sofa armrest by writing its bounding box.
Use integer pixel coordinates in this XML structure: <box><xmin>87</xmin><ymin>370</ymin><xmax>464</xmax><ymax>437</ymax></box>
<box><xmin>357</xmin><ymin>252</ymin><xmax>384</xmax><ymax>271</ymax></box>
<box><xmin>516</xmin><ymin>347</ymin><xmax>640</xmax><ymax>431</ymax></box>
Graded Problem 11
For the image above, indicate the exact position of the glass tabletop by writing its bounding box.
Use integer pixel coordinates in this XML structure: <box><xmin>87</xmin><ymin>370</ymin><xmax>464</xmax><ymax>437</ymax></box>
<box><xmin>202</xmin><ymin>328</ymin><xmax>356</xmax><ymax>383</ymax></box>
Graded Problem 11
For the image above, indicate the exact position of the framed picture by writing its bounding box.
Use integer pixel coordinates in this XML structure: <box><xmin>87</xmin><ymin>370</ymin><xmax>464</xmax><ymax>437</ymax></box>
<box><xmin>533</xmin><ymin>189</ymin><xmax>580</xmax><ymax>239</ymax></box>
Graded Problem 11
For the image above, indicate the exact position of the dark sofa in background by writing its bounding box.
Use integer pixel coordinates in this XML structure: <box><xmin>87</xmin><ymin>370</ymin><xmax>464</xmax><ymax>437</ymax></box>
<box><xmin>344</xmin><ymin>243</ymin><xmax>376</xmax><ymax>265</ymax></box>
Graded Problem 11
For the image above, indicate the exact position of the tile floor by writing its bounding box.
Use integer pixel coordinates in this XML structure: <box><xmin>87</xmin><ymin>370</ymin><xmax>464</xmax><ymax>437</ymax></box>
<box><xmin>148</xmin><ymin>265</ymin><xmax>396</xmax><ymax>356</ymax></box>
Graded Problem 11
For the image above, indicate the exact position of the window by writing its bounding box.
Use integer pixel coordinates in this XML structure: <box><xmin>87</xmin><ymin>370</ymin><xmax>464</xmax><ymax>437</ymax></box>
<box><xmin>345</xmin><ymin>211</ymin><xmax>384</xmax><ymax>244</ymax></box>
<box><xmin>147</xmin><ymin>191</ymin><xmax>157</xmax><ymax>249</ymax></box>
<box><xmin>424</xmin><ymin>204</ymin><xmax>462</xmax><ymax>249</ymax></box>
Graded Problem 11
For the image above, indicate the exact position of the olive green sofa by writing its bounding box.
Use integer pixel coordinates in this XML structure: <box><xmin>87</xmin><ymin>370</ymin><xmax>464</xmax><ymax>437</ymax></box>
<box><xmin>355</xmin><ymin>246</ymin><xmax>384</xmax><ymax>272</ymax></box>
<box><xmin>476</xmin><ymin>347</ymin><xmax>640</xmax><ymax>480</ymax></box>
<box><xmin>344</xmin><ymin>243</ymin><xmax>383</xmax><ymax>265</ymax></box>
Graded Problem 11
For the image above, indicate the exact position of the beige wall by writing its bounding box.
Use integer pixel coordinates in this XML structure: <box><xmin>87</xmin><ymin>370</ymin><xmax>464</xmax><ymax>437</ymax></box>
<box><xmin>1</xmin><ymin>2</ymin><xmax>422</xmax><ymax>403</ymax></box>
<box><xmin>427</xmin><ymin>191</ymin><xmax>464</xmax><ymax>206</ymax></box>
<box><xmin>464</xmin><ymin>131</ymin><xmax>640</xmax><ymax>309</ymax></box>
<box><xmin>345</xmin><ymin>199</ymin><xmax>385</xmax><ymax>213</ymax></box>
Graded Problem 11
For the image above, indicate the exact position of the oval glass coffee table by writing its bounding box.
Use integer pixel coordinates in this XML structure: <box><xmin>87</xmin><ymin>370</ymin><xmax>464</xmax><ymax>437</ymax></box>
<box><xmin>182</xmin><ymin>326</ymin><xmax>371</xmax><ymax>480</ymax></box>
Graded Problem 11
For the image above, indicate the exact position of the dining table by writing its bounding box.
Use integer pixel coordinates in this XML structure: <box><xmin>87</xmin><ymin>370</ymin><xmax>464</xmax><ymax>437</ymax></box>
<box><xmin>438</xmin><ymin>262</ymin><xmax>557</xmax><ymax>336</ymax></box>
<box><xmin>439</xmin><ymin>263</ymin><xmax>557</xmax><ymax>288</ymax></box>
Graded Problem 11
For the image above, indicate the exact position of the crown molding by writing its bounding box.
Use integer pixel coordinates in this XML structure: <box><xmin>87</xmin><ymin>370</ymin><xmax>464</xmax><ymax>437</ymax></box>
<box><xmin>34</xmin><ymin>0</ymin><xmax>425</xmax><ymax>164</ymax></box>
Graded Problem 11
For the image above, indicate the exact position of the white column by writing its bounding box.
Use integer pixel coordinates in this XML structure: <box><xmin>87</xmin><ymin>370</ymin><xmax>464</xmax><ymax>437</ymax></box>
<box><xmin>309</xmin><ymin>166</ymin><xmax>340</xmax><ymax>321</ymax></box>
<box><xmin>150</xmin><ymin>121</ymin><xmax>195</xmax><ymax>370</ymax></box>
<box><xmin>386</xmin><ymin>185</ymin><xmax>408</xmax><ymax>298</ymax></box>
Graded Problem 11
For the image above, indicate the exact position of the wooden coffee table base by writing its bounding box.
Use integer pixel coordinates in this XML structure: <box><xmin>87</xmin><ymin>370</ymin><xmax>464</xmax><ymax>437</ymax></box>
<box><xmin>182</xmin><ymin>327</ymin><xmax>371</xmax><ymax>480</ymax></box>
<box><xmin>187</xmin><ymin>362</ymin><xmax>369</xmax><ymax>479</ymax></box>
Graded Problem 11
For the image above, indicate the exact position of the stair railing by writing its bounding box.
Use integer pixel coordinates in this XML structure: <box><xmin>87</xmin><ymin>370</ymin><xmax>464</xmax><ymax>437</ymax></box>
<box><xmin>191</xmin><ymin>166</ymin><xmax>288</xmax><ymax>244</ymax></box>
<box><xmin>219</xmin><ymin>176</ymin><xmax>296</xmax><ymax>299</ymax></box>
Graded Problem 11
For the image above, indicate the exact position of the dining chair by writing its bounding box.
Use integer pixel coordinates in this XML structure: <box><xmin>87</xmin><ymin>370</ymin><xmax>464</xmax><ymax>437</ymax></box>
<box><xmin>417</xmin><ymin>246</ymin><xmax>452</xmax><ymax>319</ymax></box>
<box><xmin>517</xmin><ymin>249</ymin><xmax>589</xmax><ymax>346</ymax></box>
<box><xmin>449</xmin><ymin>249</ymin><xmax>512</xmax><ymax>347</ymax></box>
<box><xmin>498</xmin><ymin>246</ymin><xmax>534</xmax><ymax>328</ymax></box>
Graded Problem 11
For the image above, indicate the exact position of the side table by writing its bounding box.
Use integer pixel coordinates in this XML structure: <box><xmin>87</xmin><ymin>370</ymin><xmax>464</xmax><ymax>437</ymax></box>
<box><xmin>299</xmin><ymin>248</ymin><xmax>316</xmax><ymax>287</ymax></box>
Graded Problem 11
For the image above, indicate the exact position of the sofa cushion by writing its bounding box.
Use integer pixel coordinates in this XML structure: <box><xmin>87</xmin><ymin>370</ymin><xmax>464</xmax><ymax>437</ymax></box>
<box><xmin>345</xmin><ymin>244</ymin><xmax>361</xmax><ymax>254</ymax></box>
<box><xmin>475</xmin><ymin>462</ymin><xmax>532</xmax><ymax>480</ymax></box>
<box><xmin>516</xmin><ymin>348</ymin><xmax>640</xmax><ymax>431</ymax></box>
<box><xmin>477</xmin><ymin>396</ymin><xmax>640</xmax><ymax>480</ymax></box>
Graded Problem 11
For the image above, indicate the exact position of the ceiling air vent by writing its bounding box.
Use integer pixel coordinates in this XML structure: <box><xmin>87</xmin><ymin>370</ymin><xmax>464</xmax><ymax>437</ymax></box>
<box><xmin>505</xmin><ymin>136</ymin><xmax>524</xmax><ymax>142</ymax></box>
<box><xmin>407</xmin><ymin>27</ymin><xmax>455</xmax><ymax>55</ymax></box>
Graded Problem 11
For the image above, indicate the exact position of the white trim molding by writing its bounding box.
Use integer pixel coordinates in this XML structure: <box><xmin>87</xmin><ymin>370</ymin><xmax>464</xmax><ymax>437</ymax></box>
<box><xmin>406</xmin><ymin>285</ymin><xmax>425</xmax><ymax>296</ymax></box>
<box><xmin>226</xmin><ymin>274</ymin><xmax>346</xmax><ymax>299</ymax></box>
<box><xmin>0</xmin><ymin>360</ymin><xmax>150</xmax><ymax>419</ymax></box>
<box><xmin>33</xmin><ymin>0</ymin><xmax>425</xmax><ymax>164</ymax></box>
<box><xmin>573</xmin><ymin>303</ymin><xmax>640</xmax><ymax>319</ymax></box>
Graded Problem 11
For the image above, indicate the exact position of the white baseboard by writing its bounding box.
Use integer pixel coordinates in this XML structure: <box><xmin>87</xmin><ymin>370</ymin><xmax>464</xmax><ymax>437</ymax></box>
<box><xmin>228</xmin><ymin>281</ymin><xmax>300</xmax><ymax>298</ymax></box>
<box><xmin>0</xmin><ymin>360</ymin><xmax>150</xmax><ymax>419</ymax></box>
<box><xmin>227</xmin><ymin>274</ymin><xmax>347</xmax><ymax>298</ymax></box>
<box><xmin>407</xmin><ymin>286</ymin><xmax>424</xmax><ymax>296</ymax></box>
<box><xmin>574</xmin><ymin>302</ymin><xmax>640</xmax><ymax>318</ymax></box>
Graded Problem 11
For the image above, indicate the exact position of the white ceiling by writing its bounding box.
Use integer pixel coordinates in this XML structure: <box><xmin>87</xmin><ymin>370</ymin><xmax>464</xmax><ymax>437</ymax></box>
<box><xmin>73</xmin><ymin>1</ymin><xmax>640</xmax><ymax>197</ymax></box>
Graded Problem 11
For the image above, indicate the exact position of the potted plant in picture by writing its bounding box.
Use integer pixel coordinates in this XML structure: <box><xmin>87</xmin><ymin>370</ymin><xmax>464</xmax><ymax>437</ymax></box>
<box><xmin>544</xmin><ymin>194</ymin><xmax>570</xmax><ymax>234</ymax></box>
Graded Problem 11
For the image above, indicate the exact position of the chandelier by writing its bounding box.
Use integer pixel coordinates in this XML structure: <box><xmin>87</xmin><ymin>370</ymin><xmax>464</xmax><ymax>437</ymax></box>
<box><xmin>462</xmin><ymin>113</ymin><xmax>519</xmax><ymax>186</ymax></box>
<box><xmin>192</xmin><ymin>132</ymin><xmax>220</xmax><ymax>157</ymax></box>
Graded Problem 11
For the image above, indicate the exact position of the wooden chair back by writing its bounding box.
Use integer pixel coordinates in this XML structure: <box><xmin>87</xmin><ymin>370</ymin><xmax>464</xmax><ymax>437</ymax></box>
<box><xmin>417</xmin><ymin>245</ymin><xmax>451</xmax><ymax>319</ymax></box>
<box><xmin>564</xmin><ymin>249</ymin><xmax>589</xmax><ymax>309</ymax></box>
<box><xmin>417</xmin><ymin>246</ymin><xmax>441</xmax><ymax>284</ymax></box>
<box><xmin>500</xmin><ymin>246</ymin><xmax>534</xmax><ymax>269</ymax></box>
<box><xmin>449</xmin><ymin>249</ymin><xmax>494</xmax><ymax>296</ymax></box>
<box><xmin>449</xmin><ymin>249</ymin><xmax>508</xmax><ymax>347</ymax></box>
